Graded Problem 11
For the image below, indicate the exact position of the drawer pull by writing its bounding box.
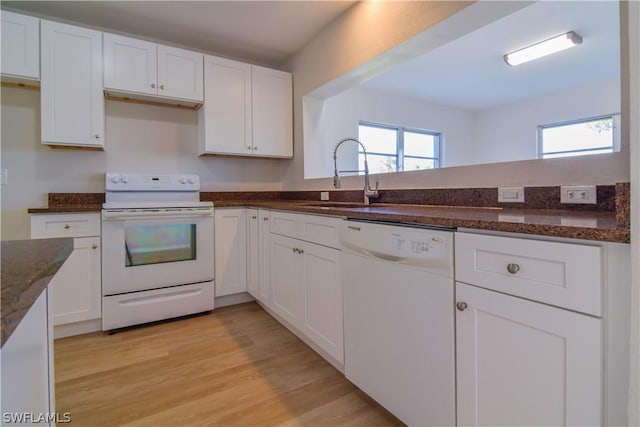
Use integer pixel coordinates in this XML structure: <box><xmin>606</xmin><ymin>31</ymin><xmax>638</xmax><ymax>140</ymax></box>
<box><xmin>92</xmin><ymin>244</ymin><xmax>98</xmax><ymax>249</ymax></box>
<box><xmin>507</xmin><ymin>263</ymin><xmax>520</xmax><ymax>274</ymax></box>
<box><xmin>456</xmin><ymin>302</ymin><xmax>468</xmax><ymax>311</ymax></box>
<box><xmin>263</xmin><ymin>217</ymin><xmax>269</xmax><ymax>221</ymax></box>
<box><xmin>64</xmin><ymin>224</ymin><xmax>70</xmax><ymax>229</ymax></box>
<box><xmin>252</xmin><ymin>216</ymin><xmax>257</xmax><ymax>219</ymax></box>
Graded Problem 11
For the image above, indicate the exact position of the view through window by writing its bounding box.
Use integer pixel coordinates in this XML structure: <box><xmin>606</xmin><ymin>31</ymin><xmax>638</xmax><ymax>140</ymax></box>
<box><xmin>358</xmin><ymin>122</ymin><xmax>440</xmax><ymax>174</ymax></box>
<box><xmin>539</xmin><ymin>115</ymin><xmax>619</xmax><ymax>159</ymax></box>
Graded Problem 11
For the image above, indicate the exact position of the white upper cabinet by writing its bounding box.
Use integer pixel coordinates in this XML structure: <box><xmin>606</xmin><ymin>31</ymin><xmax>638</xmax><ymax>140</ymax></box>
<box><xmin>1</xmin><ymin>11</ymin><xmax>40</xmax><ymax>81</ymax></box>
<box><xmin>103</xmin><ymin>33</ymin><xmax>203</xmax><ymax>103</ymax></box>
<box><xmin>103</xmin><ymin>34</ymin><xmax>156</xmax><ymax>95</ymax></box>
<box><xmin>252</xmin><ymin>65</ymin><xmax>293</xmax><ymax>157</ymax></box>
<box><xmin>40</xmin><ymin>20</ymin><xmax>104</xmax><ymax>148</ymax></box>
<box><xmin>198</xmin><ymin>56</ymin><xmax>252</xmax><ymax>155</ymax></box>
<box><xmin>199</xmin><ymin>57</ymin><xmax>292</xmax><ymax>158</ymax></box>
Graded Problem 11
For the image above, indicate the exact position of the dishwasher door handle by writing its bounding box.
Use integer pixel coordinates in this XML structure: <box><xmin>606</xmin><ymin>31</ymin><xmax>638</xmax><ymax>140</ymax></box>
<box><xmin>348</xmin><ymin>246</ymin><xmax>409</xmax><ymax>263</ymax></box>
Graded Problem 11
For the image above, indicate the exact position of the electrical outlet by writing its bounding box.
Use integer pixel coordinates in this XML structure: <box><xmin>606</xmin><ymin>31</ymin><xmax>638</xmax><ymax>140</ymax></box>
<box><xmin>320</xmin><ymin>191</ymin><xmax>329</xmax><ymax>201</ymax></box>
<box><xmin>498</xmin><ymin>186</ymin><xmax>524</xmax><ymax>203</ymax></box>
<box><xmin>560</xmin><ymin>185</ymin><xmax>597</xmax><ymax>204</ymax></box>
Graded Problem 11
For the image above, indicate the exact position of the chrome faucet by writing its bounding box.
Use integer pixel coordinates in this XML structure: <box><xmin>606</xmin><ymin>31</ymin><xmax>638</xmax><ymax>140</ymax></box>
<box><xmin>333</xmin><ymin>137</ymin><xmax>379</xmax><ymax>205</ymax></box>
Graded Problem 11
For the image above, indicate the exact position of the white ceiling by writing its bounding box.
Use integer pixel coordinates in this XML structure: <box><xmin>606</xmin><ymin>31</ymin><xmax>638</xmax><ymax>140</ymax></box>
<box><xmin>362</xmin><ymin>1</ymin><xmax>620</xmax><ymax>111</ymax></box>
<box><xmin>1</xmin><ymin>1</ymin><xmax>356</xmax><ymax>66</ymax></box>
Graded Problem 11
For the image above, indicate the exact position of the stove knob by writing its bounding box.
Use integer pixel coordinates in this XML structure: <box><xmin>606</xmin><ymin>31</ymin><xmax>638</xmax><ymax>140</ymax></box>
<box><xmin>121</xmin><ymin>175</ymin><xmax>129</xmax><ymax>184</ymax></box>
<box><xmin>187</xmin><ymin>178</ymin><xmax>194</xmax><ymax>184</ymax></box>
<box><xmin>180</xmin><ymin>178</ymin><xmax>187</xmax><ymax>184</ymax></box>
<box><xmin>110</xmin><ymin>175</ymin><xmax>120</xmax><ymax>183</ymax></box>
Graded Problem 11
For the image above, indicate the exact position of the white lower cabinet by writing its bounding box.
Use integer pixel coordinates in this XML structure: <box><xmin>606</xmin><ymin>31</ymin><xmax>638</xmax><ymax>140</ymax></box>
<box><xmin>30</xmin><ymin>213</ymin><xmax>102</xmax><ymax>337</ymax></box>
<box><xmin>246</xmin><ymin>209</ymin><xmax>271</xmax><ymax>305</ymax></box>
<box><xmin>455</xmin><ymin>282</ymin><xmax>602</xmax><ymax>427</ymax></box>
<box><xmin>1</xmin><ymin>290</ymin><xmax>55</xmax><ymax>427</ymax></box>
<box><xmin>269</xmin><ymin>228</ymin><xmax>343</xmax><ymax>364</ymax></box>
<box><xmin>214</xmin><ymin>209</ymin><xmax>247</xmax><ymax>297</ymax></box>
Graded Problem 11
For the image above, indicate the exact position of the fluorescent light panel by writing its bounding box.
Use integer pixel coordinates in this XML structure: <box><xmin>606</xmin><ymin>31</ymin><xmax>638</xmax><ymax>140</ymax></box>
<box><xmin>504</xmin><ymin>31</ymin><xmax>582</xmax><ymax>66</ymax></box>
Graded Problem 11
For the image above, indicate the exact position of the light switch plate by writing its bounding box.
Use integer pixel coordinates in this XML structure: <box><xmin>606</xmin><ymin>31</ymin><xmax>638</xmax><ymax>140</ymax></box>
<box><xmin>320</xmin><ymin>191</ymin><xmax>329</xmax><ymax>201</ymax></box>
<box><xmin>560</xmin><ymin>185</ymin><xmax>597</xmax><ymax>204</ymax></box>
<box><xmin>0</xmin><ymin>169</ymin><xmax>7</xmax><ymax>186</ymax></box>
<box><xmin>498</xmin><ymin>186</ymin><xmax>524</xmax><ymax>203</ymax></box>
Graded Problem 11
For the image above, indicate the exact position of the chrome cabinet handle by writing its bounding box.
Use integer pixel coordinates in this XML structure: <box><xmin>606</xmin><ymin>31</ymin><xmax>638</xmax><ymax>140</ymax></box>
<box><xmin>151</xmin><ymin>83</ymin><xmax>156</xmax><ymax>89</ymax></box>
<box><xmin>507</xmin><ymin>263</ymin><xmax>520</xmax><ymax>274</ymax></box>
<box><xmin>94</xmin><ymin>134</ymin><xmax>100</xmax><ymax>139</ymax></box>
<box><xmin>247</xmin><ymin>146</ymin><xmax>252</xmax><ymax>150</ymax></box>
<box><xmin>253</xmin><ymin>146</ymin><xmax>258</xmax><ymax>151</ymax></box>
<box><xmin>252</xmin><ymin>215</ymin><xmax>257</xmax><ymax>219</ymax></box>
<box><xmin>263</xmin><ymin>217</ymin><xmax>269</xmax><ymax>221</ymax></box>
<box><xmin>92</xmin><ymin>244</ymin><xmax>98</xmax><ymax>249</ymax></box>
<box><xmin>159</xmin><ymin>84</ymin><xmax>164</xmax><ymax>90</ymax></box>
<box><xmin>64</xmin><ymin>224</ymin><xmax>70</xmax><ymax>229</ymax></box>
<box><xmin>456</xmin><ymin>302</ymin><xmax>468</xmax><ymax>311</ymax></box>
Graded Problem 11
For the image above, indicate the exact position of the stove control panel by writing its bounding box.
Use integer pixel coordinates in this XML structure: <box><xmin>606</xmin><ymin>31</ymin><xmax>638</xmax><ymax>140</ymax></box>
<box><xmin>105</xmin><ymin>173</ymin><xmax>200</xmax><ymax>192</ymax></box>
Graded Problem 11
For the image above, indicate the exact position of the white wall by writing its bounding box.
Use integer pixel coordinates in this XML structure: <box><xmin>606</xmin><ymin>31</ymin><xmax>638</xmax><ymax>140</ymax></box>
<box><xmin>304</xmin><ymin>86</ymin><xmax>475</xmax><ymax>179</ymax></box>
<box><xmin>282</xmin><ymin>1</ymin><xmax>631</xmax><ymax>191</ymax></box>
<box><xmin>627</xmin><ymin>0</ymin><xmax>639</xmax><ymax>423</ymax></box>
<box><xmin>0</xmin><ymin>88</ymin><xmax>286</xmax><ymax>240</ymax></box>
<box><xmin>471</xmin><ymin>78</ymin><xmax>621</xmax><ymax>165</ymax></box>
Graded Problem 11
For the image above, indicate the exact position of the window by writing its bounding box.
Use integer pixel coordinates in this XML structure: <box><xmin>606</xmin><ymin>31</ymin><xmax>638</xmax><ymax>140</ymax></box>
<box><xmin>358</xmin><ymin>122</ymin><xmax>440</xmax><ymax>174</ymax></box>
<box><xmin>538</xmin><ymin>114</ymin><xmax>619</xmax><ymax>159</ymax></box>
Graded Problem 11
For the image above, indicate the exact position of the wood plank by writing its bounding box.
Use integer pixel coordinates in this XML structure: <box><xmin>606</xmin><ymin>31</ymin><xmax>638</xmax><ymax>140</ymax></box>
<box><xmin>55</xmin><ymin>302</ymin><xmax>403</xmax><ymax>426</ymax></box>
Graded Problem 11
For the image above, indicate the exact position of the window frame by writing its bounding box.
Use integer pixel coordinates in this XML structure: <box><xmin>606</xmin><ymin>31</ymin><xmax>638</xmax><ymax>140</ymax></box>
<box><xmin>537</xmin><ymin>113</ymin><xmax>620</xmax><ymax>159</ymax></box>
<box><xmin>358</xmin><ymin>121</ymin><xmax>440</xmax><ymax>173</ymax></box>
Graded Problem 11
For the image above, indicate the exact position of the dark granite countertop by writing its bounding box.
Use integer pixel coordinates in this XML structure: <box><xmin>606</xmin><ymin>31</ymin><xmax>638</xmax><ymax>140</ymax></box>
<box><xmin>1</xmin><ymin>238</ymin><xmax>74</xmax><ymax>347</ymax></box>
<box><xmin>212</xmin><ymin>200</ymin><xmax>628</xmax><ymax>243</ymax></box>
<box><xmin>27</xmin><ymin>184</ymin><xmax>630</xmax><ymax>243</ymax></box>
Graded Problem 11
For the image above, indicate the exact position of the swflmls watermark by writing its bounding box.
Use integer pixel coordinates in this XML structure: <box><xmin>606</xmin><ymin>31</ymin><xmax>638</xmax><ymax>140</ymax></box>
<box><xmin>2</xmin><ymin>412</ymin><xmax>71</xmax><ymax>424</ymax></box>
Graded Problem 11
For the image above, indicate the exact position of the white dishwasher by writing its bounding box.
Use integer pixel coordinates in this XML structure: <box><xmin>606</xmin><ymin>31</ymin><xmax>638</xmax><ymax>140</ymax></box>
<box><xmin>341</xmin><ymin>219</ymin><xmax>455</xmax><ymax>427</ymax></box>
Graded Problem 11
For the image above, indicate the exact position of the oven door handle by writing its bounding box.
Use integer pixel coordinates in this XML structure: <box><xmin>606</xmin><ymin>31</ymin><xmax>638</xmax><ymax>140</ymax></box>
<box><xmin>102</xmin><ymin>209</ymin><xmax>214</xmax><ymax>221</ymax></box>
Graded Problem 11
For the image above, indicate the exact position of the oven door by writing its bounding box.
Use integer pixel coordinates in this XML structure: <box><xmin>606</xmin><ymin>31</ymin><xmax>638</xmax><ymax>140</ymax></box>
<box><xmin>101</xmin><ymin>208</ymin><xmax>214</xmax><ymax>295</ymax></box>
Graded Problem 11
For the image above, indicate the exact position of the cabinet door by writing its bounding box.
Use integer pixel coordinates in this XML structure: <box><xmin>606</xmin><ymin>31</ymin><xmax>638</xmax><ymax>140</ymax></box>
<box><xmin>214</xmin><ymin>209</ymin><xmax>247</xmax><ymax>297</ymax></box>
<box><xmin>300</xmin><ymin>242</ymin><xmax>343</xmax><ymax>363</ymax></box>
<box><xmin>1</xmin><ymin>11</ymin><xmax>40</xmax><ymax>80</ymax></box>
<box><xmin>246</xmin><ymin>209</ymin><xmax>260</xmax><ymax>299</ymax></box>
<box><xmin>199</xmin><ymin>55</ymin><xmax>252</xmax><ymax>155</ymax></box>
<box><xmin>103</xmin><ymin>33</ymin><xmax>157</xmax><ymax>95</ymax></box>
<box><xmin>49</xmin><ymin>237</ymin><xmax>102</xmax><ymax>325</ymax></box>
<box><xmin>157</xmin><ymin>45</ymin><xmax>203</xmax><ymax>101</ymax></box>
<box><xmin>456</xmin><ymin>282</ymin><xmax>602</xmax><ymax>427</ymax></box>
<box><xmin>251</xmin><ymin>65</ymin><xmax>292</xmax><ymax>157</ymax></box>
<box><xmin>259</xmin><ymin>210</ymin><xmax>272</xmax><ymax>306</ymax></box>
<box><xmin>270</xmin><ymin>234</ymin><xmax>302</xmax><ymax>325</ymax></box>
<box><xmin>40</xmin><ymin>20</ymin><xmax>104</xmax><ymax>148</ymax></box>
<box><xmin>1</xmin><ymin>291</ymin><xmax>52</xmax><ymax>425</ymax></box>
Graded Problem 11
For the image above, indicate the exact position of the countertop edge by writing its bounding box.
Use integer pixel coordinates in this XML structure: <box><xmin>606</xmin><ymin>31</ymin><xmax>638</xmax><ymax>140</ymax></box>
<box><xmin>1</xmin><ymin>238</ymin><xmax>74</xmax><ymax>347</ymax></box>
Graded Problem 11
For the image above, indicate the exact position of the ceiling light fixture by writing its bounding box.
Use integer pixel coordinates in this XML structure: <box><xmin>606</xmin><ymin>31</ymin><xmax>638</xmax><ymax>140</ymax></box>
<box><xmin>504</xmin><ymin>31</ymin><xmax>583</xmax><ymax>66</ymax></box>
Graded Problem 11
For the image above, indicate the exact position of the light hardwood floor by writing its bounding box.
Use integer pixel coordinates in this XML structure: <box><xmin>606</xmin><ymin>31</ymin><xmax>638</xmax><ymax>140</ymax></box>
<box><xmin>54</xmin><ymin>302</ymin><xmax>403</xmax><ymax>426</ymax></box>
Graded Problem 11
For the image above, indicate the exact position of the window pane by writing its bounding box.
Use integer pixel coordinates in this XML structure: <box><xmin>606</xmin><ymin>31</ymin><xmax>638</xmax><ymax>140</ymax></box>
<box><xmin>125</xmin><ymin>224</ymin><xmax>196</xmax><ymax>266</ymax></box>
<box><xmin>358</xmin><ymin>124</ymin><xmax>397</xmax><ymax>155</ymax></box>
<box><xmin>543</xmin><ymin>148</ymin><xmax>613</xmax><ymax>159</ymax></box>
<box><xmin>360</xmin><ymin>153</ymin><xmax>397</xmax><ymax>174</ymax></box>
<box><xmin>404</xmin><ymin>157</ymin><xmax>436</xmax><ymax>170</ymax></box>
<box><xmin>404</xmin><ymin>131</ymin><xmax>436</xmax><ymax>157</ymax></box>
<box><xmin>542</xmin><ymin>117</ymin><xmax>613</xmax><ymax>155</ymax></box>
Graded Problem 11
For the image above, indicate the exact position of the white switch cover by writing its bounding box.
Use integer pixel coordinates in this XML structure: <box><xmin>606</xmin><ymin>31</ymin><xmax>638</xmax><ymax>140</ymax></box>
<box><xmin>561</xmin><ymin>185</ymin><xmax>597</xmax><ymax>204</ymax></box>
<box><xmin>498</xmin><ymin>186</ymin><xmax>524</xmax><ymax>203</ymax></box>
<box><xmin>320</xmin><ymin>191</ymin><xmax>329</xmax><ymax>201</ymax></box>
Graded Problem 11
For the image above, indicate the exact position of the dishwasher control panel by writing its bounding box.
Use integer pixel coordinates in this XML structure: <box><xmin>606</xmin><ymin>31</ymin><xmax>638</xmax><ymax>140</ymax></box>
<box><xmin>389</xmin><ymin>231</ymin><xmax>447</xmax><ymax>258</ymax></box>
<box><xmin>341</xmin><ymin>220</ymin><xmax>454</xmax><ymax>276</ymax></box>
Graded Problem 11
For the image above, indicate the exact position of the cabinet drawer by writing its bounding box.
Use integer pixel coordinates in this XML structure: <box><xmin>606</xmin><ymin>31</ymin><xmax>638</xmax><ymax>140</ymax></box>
<box><xmin>31</xmin><ymin>213</ymin><xmax>100</xmax><ymax>238</ymax></box>
<box><xmin>455</xmin><ymin>232</ymin><xmax>602</xmax><ymax>316</ymax></box>
<box><xmin>270</xmin><ymin>211</ymin><xmax>341</xmax><ymax>249</ymax></box>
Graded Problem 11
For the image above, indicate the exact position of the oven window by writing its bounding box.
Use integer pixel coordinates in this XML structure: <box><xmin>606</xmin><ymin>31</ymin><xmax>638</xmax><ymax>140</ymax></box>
<box><xmin>124</xmin><ymin>224</ymin><xmax>196</xmax><ymax>267</ymax></box>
